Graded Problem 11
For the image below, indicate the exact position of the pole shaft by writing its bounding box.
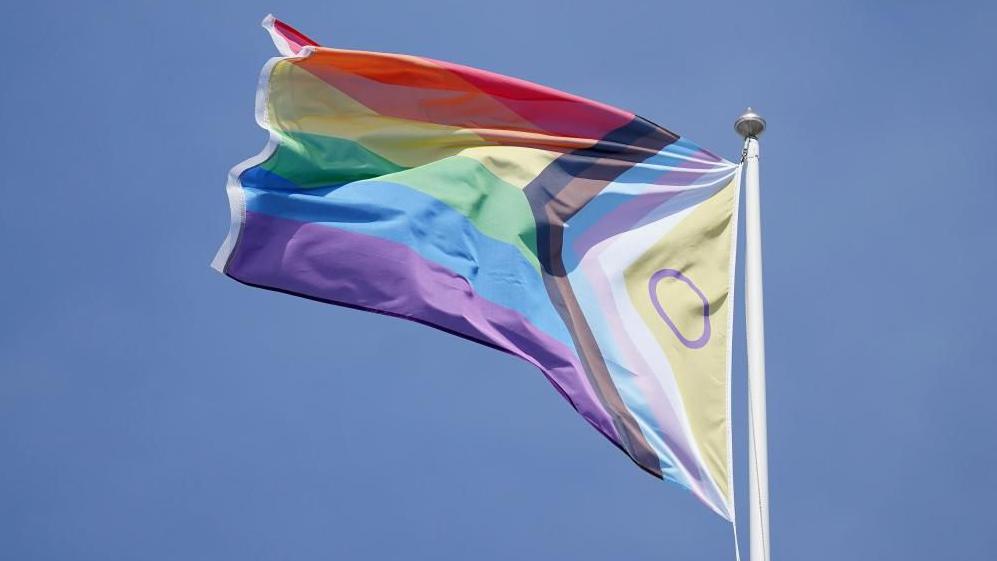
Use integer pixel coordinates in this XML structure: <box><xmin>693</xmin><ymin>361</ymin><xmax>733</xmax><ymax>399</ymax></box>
<box><xmin>743</xmin><ymin>137</ymin><xmax>770</xmax><ymax>561</ymax></box>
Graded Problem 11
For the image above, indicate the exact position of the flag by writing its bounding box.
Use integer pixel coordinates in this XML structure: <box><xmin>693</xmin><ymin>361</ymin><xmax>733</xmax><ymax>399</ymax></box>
<box><xmin>214</xmin><ymin>15</ymin><xmax>741</xmax><ymax>519</ymax></box>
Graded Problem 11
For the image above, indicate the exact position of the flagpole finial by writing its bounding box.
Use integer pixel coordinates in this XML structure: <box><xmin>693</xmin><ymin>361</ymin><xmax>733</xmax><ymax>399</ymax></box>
<box><xmin>735</xmin><ymin>107</ymin><xmax>766</xmax><ymax>139</ymax></box>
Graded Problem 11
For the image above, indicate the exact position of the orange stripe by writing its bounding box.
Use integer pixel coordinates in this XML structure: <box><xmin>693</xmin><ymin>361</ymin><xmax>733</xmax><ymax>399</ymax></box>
<box><xmin>291</xmin><ymin>48</ymin><xmax>633</xmax><ymax>144</ymax></box>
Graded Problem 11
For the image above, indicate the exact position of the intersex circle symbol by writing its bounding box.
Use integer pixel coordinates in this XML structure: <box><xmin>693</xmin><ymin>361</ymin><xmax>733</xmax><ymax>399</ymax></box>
<box><xmin>647</xmin><ymin>269</ymin><xmax>711</xmax><ymax>349</ymax></box>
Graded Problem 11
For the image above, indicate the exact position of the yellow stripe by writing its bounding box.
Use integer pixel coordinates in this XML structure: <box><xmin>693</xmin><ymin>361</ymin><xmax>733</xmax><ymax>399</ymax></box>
<box><xmin>623</xmin><ymin>179</ymin><xmax>738</xmax><ymax>503</ymax></box>
<box><xmin>457</xmin><ymin>146</ymin><xmax>558</xmax><ymax>189</ymax></box>
<box><xmin>267</xmin><ymin>61</ymin><xmax>558</xmax><ymax>188</ymax></box>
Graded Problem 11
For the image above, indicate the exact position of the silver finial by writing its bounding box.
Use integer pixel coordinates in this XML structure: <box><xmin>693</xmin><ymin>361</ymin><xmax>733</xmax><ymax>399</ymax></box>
<box><xmin>734</xmin><ymin>107</ymin><xmax>767</xmax><ymax>139</ymax></box>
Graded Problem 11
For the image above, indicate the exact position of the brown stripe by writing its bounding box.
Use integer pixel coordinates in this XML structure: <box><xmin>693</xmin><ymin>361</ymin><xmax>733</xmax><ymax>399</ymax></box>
<box><xmin>525</xmin><ymin>116</ymin><xmax>679</xmax><ymax>476</ymax></box>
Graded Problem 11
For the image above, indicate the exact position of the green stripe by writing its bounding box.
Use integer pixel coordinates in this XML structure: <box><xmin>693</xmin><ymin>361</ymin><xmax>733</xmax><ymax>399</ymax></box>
<box><xmin>368</xmin><ymin>156</ymin><xmax>539</xmax><ymax>272</ymax></box>
<box><xmin>262</xmin><ymin>131</ymin><xmax>406</xmax><ymax>186</ymax></box>
<box><xmin>259</xmin><ymin>131</ymin><xmax>540</xmax><ymax>271</ymax></box>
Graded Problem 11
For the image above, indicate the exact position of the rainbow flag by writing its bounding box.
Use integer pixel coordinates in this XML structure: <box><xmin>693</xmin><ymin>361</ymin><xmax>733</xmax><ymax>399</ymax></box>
<box><xmin>214</xmin><ymin>15</ymin><xmax>741</xmax><ymax>520</ymax></box>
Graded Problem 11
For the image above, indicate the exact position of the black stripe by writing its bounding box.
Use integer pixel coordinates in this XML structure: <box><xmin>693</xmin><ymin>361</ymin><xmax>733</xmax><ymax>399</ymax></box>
<box><xmin>523</xmin><ymin>116</ymin><xmax>679</xmax><ymax>477</ymax></box>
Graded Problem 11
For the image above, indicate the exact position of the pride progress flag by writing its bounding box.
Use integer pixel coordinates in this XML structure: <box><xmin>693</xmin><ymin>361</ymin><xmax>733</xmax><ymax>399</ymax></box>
<box><xmin>214</xmin><ymin>15</ymin><xmax>741</xmax><ymax>520</ymax></box>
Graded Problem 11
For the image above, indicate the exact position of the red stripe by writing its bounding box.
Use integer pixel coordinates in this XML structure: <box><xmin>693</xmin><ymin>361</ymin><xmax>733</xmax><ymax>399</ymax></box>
<box><xmin>272</xmin><ymin>18</ymin><xmax>319</xmax><ymax>53</ymax></box>
<box><xmin>426</xmin><ymin>56</ymin><xmax>634</xmax><ymax>141</ymax></box>
<box><xmin>293</xmin><ymin>50</ymin><xmax>633</xmax><ymax>142</ymax></box>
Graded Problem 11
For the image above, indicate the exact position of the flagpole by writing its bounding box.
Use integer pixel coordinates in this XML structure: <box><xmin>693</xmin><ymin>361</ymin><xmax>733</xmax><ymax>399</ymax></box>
<box><xmin>735</xmin><ymin>108</ymin><xmax>769</xmax><ymax>561</ymax></box>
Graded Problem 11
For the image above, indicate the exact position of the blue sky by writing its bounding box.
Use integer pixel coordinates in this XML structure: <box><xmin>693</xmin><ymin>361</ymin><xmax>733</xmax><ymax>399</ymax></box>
<box><xmin>2</xmin><ymin>1</ymin><xmax>996</xmax><ymax>559</ymax></box>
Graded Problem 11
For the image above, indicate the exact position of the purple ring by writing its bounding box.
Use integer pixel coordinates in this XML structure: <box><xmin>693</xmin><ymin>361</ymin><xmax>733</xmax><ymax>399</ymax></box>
<box><xmin>647</xmin><ymin>269</ymin><xmax>711</xmax><ymax>349</ymax></box>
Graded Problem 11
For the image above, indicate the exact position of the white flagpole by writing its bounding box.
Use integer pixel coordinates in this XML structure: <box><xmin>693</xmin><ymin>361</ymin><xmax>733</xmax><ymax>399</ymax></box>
<box><xmin>735</xmin><ymin>108</ymin><xmax>769</xmax><ymax>561</ymax></box>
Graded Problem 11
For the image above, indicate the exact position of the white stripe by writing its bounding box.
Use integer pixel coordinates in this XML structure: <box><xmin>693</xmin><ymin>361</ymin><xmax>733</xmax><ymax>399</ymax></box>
<box><xmin>211</xmin><ymin>54</ymin><xmax>286</xmax><ymax>272</ymax></box>
<box><xmin>592</xmin><ymin>187</ymin><xmax>732</xmax><ymax>515</ymax></box>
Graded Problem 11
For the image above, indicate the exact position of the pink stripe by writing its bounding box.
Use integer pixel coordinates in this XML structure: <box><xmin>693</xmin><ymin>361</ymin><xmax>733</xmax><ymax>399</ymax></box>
<box><xmin>576</xmin><ymin>245</ymin><xmax>716</xmax><ymax>505</ymax></box>
<box><xmin>571</xmin><ymin>157</ymin><xmax>718</xmax><ymax>260</ymax></box>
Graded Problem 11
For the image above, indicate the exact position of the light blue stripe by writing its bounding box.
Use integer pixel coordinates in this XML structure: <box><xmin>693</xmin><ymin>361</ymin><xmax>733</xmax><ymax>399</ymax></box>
<box><xmin>240</xmin><ymin>181</ymin><xmax>575</xmax><ymax>349</ymax></box>
<box><xmin>562</xmin><ymin>152</ymin><xmax>733</xmax><ymax>267</ymax></box>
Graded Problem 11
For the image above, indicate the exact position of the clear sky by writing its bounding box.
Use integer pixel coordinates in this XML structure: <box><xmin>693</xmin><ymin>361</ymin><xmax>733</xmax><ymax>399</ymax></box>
<box><xmin>2</xmin><ymin>1</ymin><xmax>995</xmax><ymax>559</ymax></box>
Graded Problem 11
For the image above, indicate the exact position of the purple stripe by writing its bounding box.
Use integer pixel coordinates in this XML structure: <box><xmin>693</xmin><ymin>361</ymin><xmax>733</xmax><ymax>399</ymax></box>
<box><xmin>226</xmin><ymin>210</ymin><xmax>621</xmax><ymax>444</ymax></box>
